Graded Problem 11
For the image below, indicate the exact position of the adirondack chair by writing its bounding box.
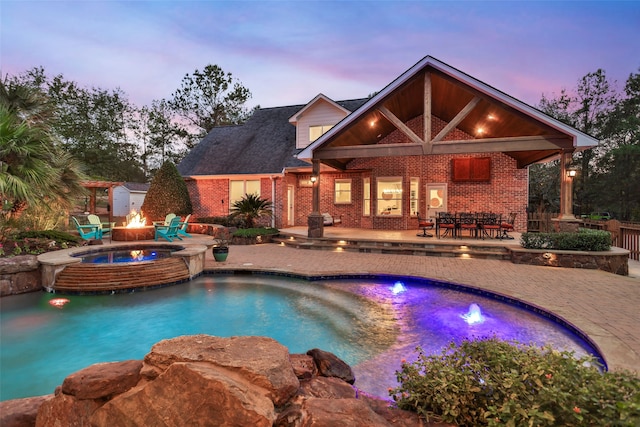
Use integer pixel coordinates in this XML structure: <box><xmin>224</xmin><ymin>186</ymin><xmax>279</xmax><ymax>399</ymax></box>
<box><xmin>87</xmin><ymin>214</ymin><xmax>114</xmax><ymax>236</ymax></box>
<box><xmin>177</xmin><ymin>214</ymin><xmax>192</xmax><ymax>238</ymax></box>
<box><xmin>154</xmin><ymin>216</ymin><xmax>183</xmax><ymax>242</ymax></box>
<box><xmin>71</xmin><ymin>216</ymin><xmax>102</xmax><ymax>240</ymax></box>
<box><xmin>152</xmin><ymin>213</ymin><xmax>176</xmax><ymax>226</ymax></box>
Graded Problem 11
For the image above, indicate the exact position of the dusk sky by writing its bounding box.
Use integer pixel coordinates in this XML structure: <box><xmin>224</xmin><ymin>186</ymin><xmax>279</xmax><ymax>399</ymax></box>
<box><xmin>2</xmin><ymin>1</ymin><xmax>639</xmax><ymax>110</ymax></box>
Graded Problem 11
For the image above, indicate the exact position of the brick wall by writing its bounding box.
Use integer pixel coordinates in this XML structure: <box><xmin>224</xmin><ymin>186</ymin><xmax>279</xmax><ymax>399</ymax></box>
<box><xmin>185</xmin><ymin>114</ymin><xmax>529</xmax><ymax>231</ymax></box>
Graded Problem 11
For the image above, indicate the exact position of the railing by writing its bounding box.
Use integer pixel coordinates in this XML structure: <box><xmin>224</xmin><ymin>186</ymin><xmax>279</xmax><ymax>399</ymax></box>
<box><xmin>527</xmin><ymin>213</ymin><xmax>640</xmax><ymax>261</ymax></box>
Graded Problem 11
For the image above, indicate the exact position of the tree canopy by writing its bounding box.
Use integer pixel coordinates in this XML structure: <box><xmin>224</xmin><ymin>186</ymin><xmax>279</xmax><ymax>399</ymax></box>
<box><xmin>530</xmin><ymin>69</ymin><xmax>640</xmax><ymax>221</ymax></box>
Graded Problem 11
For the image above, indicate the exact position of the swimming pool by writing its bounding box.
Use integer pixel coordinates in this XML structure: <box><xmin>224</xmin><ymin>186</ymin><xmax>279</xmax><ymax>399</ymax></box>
<box><xmin>0</xmin><ymin>273</ymin><xmax>600</xmax><ymax>401</ymax></box>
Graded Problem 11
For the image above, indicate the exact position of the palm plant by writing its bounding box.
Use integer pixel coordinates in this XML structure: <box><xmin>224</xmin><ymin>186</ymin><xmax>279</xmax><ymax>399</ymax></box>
<box><xmin>230</xmin><ymin>193</ymin><xmax>273</xmax><ymax>229</ymax></box>
<box><xmin>0</xmin><ymin>78</ymin><xmax>87</xmax><ymax>229</ymax></box>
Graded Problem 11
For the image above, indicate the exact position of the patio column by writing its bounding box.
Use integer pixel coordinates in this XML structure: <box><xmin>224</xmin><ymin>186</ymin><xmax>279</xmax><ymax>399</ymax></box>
<box><xmin>307</xmin><ymin>159</ymin><xmax>324</xmax><ymax>238</ymax></box>
<box><xmin>555</xmin><ymin>150</ymin><xmax>580</xmax><ymax>232</ymax></box>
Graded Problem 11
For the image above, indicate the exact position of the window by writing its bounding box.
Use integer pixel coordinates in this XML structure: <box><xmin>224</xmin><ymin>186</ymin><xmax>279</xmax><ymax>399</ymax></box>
<box><xmin>309</xmin><ymin>125</ymin><xmax>334</xmax><ymax>142</ymax></box>
<box><xmin>229</xmin><ymin>179</ymin><xmax>260</xmax><ymax>208</ymax></box>
<box><xmin>363</xmin><ymin>178</ymin><xmax>370</xmax><ymax>216</ymax></box>
<box><xmin>377</xmin><ymin>177</ymin><xmax>402</xmax><ymax>216</ymax></box>
<box><xmin>410</xmin><ymin>178</ymin><xmax>419</xmax><ymax>216</ymax></box>
<box><xmin>334</xmin><ymin>179</ymin><xmax>351</xmax><ymax>204</ymax></box>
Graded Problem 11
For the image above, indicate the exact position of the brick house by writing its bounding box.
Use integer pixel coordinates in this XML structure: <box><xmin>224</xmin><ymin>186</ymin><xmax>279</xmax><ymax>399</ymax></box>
<box><xmin>177</xmin><ymin>56</ymin><xmax>597</xmax><ymax>234</ymax></box>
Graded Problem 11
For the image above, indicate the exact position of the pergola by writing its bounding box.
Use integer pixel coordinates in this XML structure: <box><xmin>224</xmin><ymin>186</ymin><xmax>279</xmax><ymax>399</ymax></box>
<box><xmin>80</xmin><ymin>180</ymin><xmax>123</xmax><ymax>224</ymax></box>
<box><xmin>298</xmin><ymin>56</ymin><xmax>598</xmax><ymax>234</ymax></box>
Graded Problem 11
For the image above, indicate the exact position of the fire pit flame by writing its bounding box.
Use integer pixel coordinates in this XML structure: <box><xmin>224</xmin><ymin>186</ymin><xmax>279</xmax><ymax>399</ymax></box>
<box><xmin>126</xmin><ymin>210</ymin><xmax>147</xmax><ymax>228</ymax></box>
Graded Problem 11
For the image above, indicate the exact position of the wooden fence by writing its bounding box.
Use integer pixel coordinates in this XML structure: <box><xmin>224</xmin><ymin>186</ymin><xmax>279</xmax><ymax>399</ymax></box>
<box><xmin>527</xmin><ymin>213</ymin><xmax>640</xmax><ymax>261</ymax></box>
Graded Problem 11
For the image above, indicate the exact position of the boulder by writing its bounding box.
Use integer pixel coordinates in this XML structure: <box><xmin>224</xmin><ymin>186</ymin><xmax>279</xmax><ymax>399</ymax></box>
<box><xmin>0</xmin><ymin>395</ymin><xmax>52</xmax><ymax>427</ymax></box>
<box><xmin>143</xmin><ymin>335</ymin><xmax>299</xmax><ymax>405</ymax></box>
<box><xmin>91</xmin><ymin>362</ymin><xmax>275</xmax><ymax>426</ymax></box>
<box><xmin>61</xmin><ymin>360</ymin><xmax>142</xmax><ymax>399</ymax></box>
<box><xmin>289</xmin><ymin>353</ymin><xmax>318</xmax><ymax>379</ymax></box>
<box><xmin>306</xmin><ymin>348</ymin><xmax>355</xmax><ymax>384</ymax></box>
<box><xmin>14</xmin><ymin>335</ymin><xmax>434</xmax><ymax>427</ymax></box>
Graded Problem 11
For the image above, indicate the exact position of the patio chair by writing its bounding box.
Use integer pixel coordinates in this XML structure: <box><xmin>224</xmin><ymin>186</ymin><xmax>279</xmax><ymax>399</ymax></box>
<box><xmin>458</xmin><ymin>212</ymin><xmax>478</xmax><ymax>238</ymax></box>
<box><xmin>87</xmin><ymin>214</ymin><xmax>114</xmax><ymax>236</ymax></box>
<box><xmin>154</xmin><ymin>216</ymin><xmax>183</xmax><ymax>242</ymax></box>
<box><xmin>478</xmin><ymin>213</ymin><xmax>501</xmax><ymax>239</ymax></box>
<box><xmin>153</xmin><ymin>213</ymin><xmax>176</xmax><ymax>226</ymax></box>
<box><xmin>416</xmin><ymin>212</ymin><xmax>434</xmax><ymax>237</ymax></box>
<box><xmin>436</xmin><ymin>212</ymin><xmax>457</xmax><ymax>238</ymax></box>
<box><xmin>177</xmin><ymin>214</ymin><xmax>192</xmax><ymax>238</ymax></box>
<box><xmin>498</xmin><ymin>212</ymin><xmax>517</xmax><ymax>240</ymax></box>
<box><xmin>71</xmin><ymin>216</ymin><xmax>102</xmax><ymax>240</ymax></box>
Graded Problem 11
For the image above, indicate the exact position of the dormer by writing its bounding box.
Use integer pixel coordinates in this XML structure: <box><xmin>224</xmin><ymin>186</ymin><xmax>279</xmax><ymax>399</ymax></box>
<box><xmin>289</xmin><ymin>94</ymin><xmax>352</xmax><ymax>149</ymax></box>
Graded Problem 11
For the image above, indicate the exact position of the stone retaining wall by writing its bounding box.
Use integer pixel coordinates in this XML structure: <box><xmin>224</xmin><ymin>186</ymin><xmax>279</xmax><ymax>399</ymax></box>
<box><xmin>509</xmin><ymin>246</ymin><xmax>629</xmax><ymax>276</ymax></box>
<box><xmin>0</xmin><ymin>255</ymin><xmax>41</xmax><ymax>297</ymax></box>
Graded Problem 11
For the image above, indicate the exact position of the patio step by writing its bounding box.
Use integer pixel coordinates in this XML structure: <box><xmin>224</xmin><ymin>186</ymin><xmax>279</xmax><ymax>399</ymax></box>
<box><xmin>53</xmin><ymin>257</ymin><xmax>191</xmax><ymax>294</ymax></box>
<box><xmin>273</xmin><ymin>235</ymin><xmax>510</xmax><ymax>260</ymax></box>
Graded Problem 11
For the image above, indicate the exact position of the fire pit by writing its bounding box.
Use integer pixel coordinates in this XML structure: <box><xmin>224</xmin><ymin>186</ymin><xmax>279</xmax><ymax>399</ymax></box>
<box><xmin>112</xmin><ymin>210</ymin><xmax>154</xmax><ymax>241</ymax></box>
<box><xmin>112</xmin><ymin>226</ymin><xmax>155</xmax><ymax>241</ymax></box>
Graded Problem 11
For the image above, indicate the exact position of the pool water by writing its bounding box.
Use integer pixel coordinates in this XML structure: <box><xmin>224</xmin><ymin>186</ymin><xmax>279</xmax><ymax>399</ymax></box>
<box><xmin>0</xmin><ymin>275</ymin><xmax>599</xmax><ymax>401</ymax></box>
<box><xmin>74</xmin><ymin>248</ymin><xmax>176</xmax><ymax>263</ymax></box>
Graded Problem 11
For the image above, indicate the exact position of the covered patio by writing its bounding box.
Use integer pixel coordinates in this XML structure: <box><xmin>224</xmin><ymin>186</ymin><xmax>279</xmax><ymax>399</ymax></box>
<box><xmin>297</xmin><ymin>56</ymin><xmax>598</xmax><ymax>237</ymax></box>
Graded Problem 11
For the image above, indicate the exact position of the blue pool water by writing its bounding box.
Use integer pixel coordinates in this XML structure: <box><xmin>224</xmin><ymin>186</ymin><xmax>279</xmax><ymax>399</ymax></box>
<box><xmin>0</xmin><ymin>274</ymin><xmax>599</xmax><ymax>401</ymax></box>
<box><xmin>73</xmin><ymin>247</ymin><xmax>176</xmax><ymax>263</ymax></box>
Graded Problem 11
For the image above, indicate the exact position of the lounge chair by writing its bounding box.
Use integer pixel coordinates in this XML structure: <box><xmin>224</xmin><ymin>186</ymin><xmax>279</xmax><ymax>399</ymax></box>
<box><xmin>322</xmin><ymin>213</ymin><xmax>342</xmax><ymax>226</ymax></box>
<box><xmin>71</xmin><ymin>216</ymin><xmax>102</xmax><ymax>240</ymax></box>
<box><xmin>153</xmin><ymin>213</ymin><xmax>176</xmax><ymax>226</ymax></box>
<box><xmin>87</xmin><ymin>214</ymin><xmax>114</xmax><ymax>236</ymax></box>
<box><xmin>154</xmin><ymin>216</ymin><xmax>183</xmax><ymax>242</ymax></box>
<box><xmin>177</xmin><ymin>214</ymin><xmax>192</xmax><ymax>238</ymax></box>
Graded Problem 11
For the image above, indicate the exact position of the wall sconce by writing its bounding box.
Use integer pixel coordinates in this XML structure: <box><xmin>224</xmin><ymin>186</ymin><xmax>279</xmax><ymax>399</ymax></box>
<box><xmin>566</xmin><ymin>169</ymin><xmax>577</xmax><ymax>178</ymax></box>
<box><xmin>309</xmin><ymin>175</ymin><xmax>317</xmax><ymax>183</ymax></box>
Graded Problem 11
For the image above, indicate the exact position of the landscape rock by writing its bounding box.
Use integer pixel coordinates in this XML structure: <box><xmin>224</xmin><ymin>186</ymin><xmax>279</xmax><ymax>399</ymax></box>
<box><xmin>289</xmin><ymin>353</ymin><xmax>318</xmax><ymax>379</ymax></box>
<box><xmin>143</xmin><ymin>334</ymin><xmax>299</xmax><ymax>405</ymax></box>
<box><xmin>0</xmin><ymin>335</ymin><xmax>432</xmax><ymax>427</ymax></box>
<box><xmin>0</xmin><ymin>395</ymin><xmax>52</xmax><ymax>427</ymax></box>
<box><xmin>306</xmin><ymin>348</ymin><xmax>355</xmax><ymax>384</ymax></box>
<box><xmin>91</xmin><ymin>362</ymin><xmax>275</xmax><ymax>426</ymax></box>
<box><xmin>60</xmin><ymin>360</ymin><xmax>142</xmax><ymax>399</ymax></box>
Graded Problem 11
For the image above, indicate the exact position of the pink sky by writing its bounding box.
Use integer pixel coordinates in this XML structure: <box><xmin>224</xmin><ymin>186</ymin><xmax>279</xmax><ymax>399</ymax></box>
<box><xmin>2</xmin><ymin>1</ymin><xmax>638</xmax><ymax>109</ymax></box>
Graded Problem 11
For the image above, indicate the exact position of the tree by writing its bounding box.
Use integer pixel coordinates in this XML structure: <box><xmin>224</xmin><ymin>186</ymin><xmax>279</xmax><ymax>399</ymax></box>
<box><xmin>0</xmin><ymin>76</ymin><xmax>86</xmax><ymax>231</ymax></box>
<box><xmin>230</xmin><ymin>193</ymin><xmax>273</xmax><ymax>228</ymax></box>
<box><xmin>140</xmin><ymin>161</ymin><xmax>192</xmax><ymax>222</ymax></box>
<box><xmin>169</xmin><ymin>64</ymin><xmax>252</xmax><ymax>139</ymax></box>
<box><xmin>12</xmin><ymin>67</ymin><xmax>146</xmax><ymax>182</ymax></box>
<box><xmin>537</xmin><ymin>69</ymin><xmax>618</xmax><ymax>216</ymax></box>
<box><xmin>135</xmin><ymin>100</ymin><xmax>190</xmax><ymax>176</ymax></box>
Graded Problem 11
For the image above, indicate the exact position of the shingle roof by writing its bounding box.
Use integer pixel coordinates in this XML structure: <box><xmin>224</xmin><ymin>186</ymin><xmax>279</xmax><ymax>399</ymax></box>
<box><xmin>177</xmin><ymin>99</ymin><xmax>368</xmax><ymax>177</ymax></box>
<box><xmin>123</xmin><ymin>182</ymin><xmax>150</xmax><ymax>192</ymax></box>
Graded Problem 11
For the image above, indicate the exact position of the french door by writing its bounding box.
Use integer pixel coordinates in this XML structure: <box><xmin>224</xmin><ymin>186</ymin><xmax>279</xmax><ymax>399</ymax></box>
<box><xmin>425</xmin><ymin>183</ymin><xmax>447</xmax><ymax>219</ymax></box>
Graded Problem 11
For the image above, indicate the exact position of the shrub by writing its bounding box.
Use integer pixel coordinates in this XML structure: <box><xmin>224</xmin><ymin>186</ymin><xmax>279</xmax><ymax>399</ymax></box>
<box><xmin>232</xmin><ymin>227</ymin><xmax>279</xmax><ymax>238</ymax></box>
<box><xmin>230</xmin><ymin>193</ymin><xmax>273</xmax><ymax>229</ymax></box>
<box><xmin>390</xmin><ymin>338</ymin><xmax>640</xmax><ymax>426</ymax></box>
<box><xmin>521</xmin><ymin>228</ymin><xmax>611</xmax><ymax>251</ymax></box>
<box><xmin>196</xmin><ymin>215</ymin><xmax>244</xmax><ymax>228</ymax></box>
<box><xmin>141</xmin><ymin>161</ymin><xmax>192</xmax><ymax>223</ymax></box>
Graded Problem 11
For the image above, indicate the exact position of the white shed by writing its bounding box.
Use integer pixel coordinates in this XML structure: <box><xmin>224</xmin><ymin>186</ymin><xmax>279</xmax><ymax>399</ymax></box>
<box><xmin>112</xmin><ymin>182</ymin><xmax>149</xmax><ymax>217</ymax></box>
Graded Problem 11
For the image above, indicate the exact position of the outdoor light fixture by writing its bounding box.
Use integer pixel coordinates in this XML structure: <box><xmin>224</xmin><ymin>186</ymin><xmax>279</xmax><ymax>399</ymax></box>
<box><xmin>567</xmin><ymin>169</ymin><xmax>577</xmax><ymax>178</ymax></box>
<box><xmin>310</xmin><ymin>175</ymin><xmax>317</xmax><ymax>183</ymax></box>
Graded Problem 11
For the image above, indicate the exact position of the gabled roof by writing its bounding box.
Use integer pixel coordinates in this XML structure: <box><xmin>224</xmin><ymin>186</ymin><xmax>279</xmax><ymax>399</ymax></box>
<box><xmin>298</xmin><ymin>56</ymin><xmax>599</xmax><ymax>169</ymax></box>
<box><xmin>121</xmin><ymin>182</ymin><xmax>150</xmax><ymax>192</ymax></box>
<box><xmin>288</xmin><ymin>94</ymin><xmax>352</xmax><ymax>125</ymax></box>
<box><xmin>178</xmin><ymin>98</ymin><xmax>367</xmax><ymax>177</ymax></box>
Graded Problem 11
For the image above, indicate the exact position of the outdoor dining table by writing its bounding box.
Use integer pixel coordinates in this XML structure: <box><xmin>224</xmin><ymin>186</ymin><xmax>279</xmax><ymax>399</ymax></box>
<box><xmin>435</xmin><ymin>212</ymin><xmax>503</xmax><ymax>239</ymax></box>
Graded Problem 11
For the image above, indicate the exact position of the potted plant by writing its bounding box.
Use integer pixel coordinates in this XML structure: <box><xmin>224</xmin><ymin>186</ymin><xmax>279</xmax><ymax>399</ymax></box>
<box><xmin>211</xmin><ymin>228</ymin><xmax>232</xmax><ymax>262</ymax></box>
